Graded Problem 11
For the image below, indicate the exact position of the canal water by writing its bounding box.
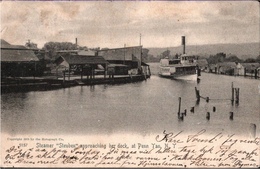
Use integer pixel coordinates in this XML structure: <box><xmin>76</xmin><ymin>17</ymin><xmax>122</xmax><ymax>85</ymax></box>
<box><xmin>1</xmin><ymin>63</ymin><xmax>260</xmax><ymax>137</ymax></box>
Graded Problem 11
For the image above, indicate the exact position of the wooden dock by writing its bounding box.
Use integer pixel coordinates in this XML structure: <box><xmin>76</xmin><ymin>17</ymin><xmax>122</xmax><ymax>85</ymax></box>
<box><xmin>1</xmin><ymin>74</ymin><xmax>150</xmax><ymax>93</ymax></box>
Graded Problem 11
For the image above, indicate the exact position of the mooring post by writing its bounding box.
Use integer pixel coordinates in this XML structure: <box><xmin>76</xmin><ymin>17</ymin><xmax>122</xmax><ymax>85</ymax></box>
<box><xmin>235</xmin><ymin>88</ymin><xmax>240</xmax><ymax>104</ymax></box>
<box><xmin>178</xmin><ymin>113</ymin><xmax>184</xmax><ymax>121</ymax></box>
<box><xmin>190</xmin><ymin>107</ymin><xmax>194</xmax><ymax>113</ymax></box>
<box><xmin>178</xmin><ymin>97</ymin><xmax>181</xmax><ymax>116</ymax></box>
<box><xmin>206</xmin><ymin>112</ymin><xmax>210</xmax><ymax>120</ymax></box>
<box><xmin>206</xmin><ymin>97</ymin><xmax>209</xmax><ymax>102</ymax></box>
<box><xmin>231</xmin><ymin>82</ymin><xmax>234</xmax><ymax>105</ymax></box>
<box><xmin>229</xmin><ymin>112</ymin><xmax>234</xmax><ymax>120</ymax></box>
<box><xmin>184</xmin><ymin>109</ymin><xmax>187</xmax><ymax>116</ymax></box>
<box><xmin>195</xmin><ymin>87</ymin><xmax>200</xmax><ymax>102</ymax></box>
<box><xmin>213</xmin><ymin>106</ymin><xmax>216</xmax><ymax>112</ymax></box>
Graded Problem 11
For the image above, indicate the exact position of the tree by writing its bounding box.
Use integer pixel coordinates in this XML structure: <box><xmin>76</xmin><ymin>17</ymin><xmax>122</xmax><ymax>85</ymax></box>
<box><xmin>42</xmin><ymin>42</ymin><xmax>78</xmax><ymax>60</ymax></box>
<box><xmin>244</xmin><ymin>58</ymin><xmax>256</xmax><ymax>63</ymax></box>
<box><xmin>161</xmin><ymin>49</ymin><xmax>170</xmax><ymax>59</ymax></box>
<box><xmin>225</xmin><ymin>55</ymin><xmax>242</xmax><ymax>62</ymax></box>
<box><xmin>25</xmin><ymin>40</ymin><xmax>38</xmax><ymax>49</ymax></box>
<box><xmin>207</xmin><ymin>52</ymin><xmax>226</xmax><ymax>64</ymax></box>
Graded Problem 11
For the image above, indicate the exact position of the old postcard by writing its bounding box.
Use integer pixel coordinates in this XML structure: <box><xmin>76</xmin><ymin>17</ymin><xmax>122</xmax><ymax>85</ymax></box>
<box><xmin>1</xmin><ymin>1</ymin><xmax>259</xmax><ymax>168</ymax></box>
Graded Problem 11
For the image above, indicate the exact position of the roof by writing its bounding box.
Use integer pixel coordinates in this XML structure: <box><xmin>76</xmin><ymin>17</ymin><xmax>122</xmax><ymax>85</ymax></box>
<box><xmin>77</xmin><ymin>50</ymin><xmax>96</xmax><ymax>56</ymax></box>
<box><xmin>108</xmin><ymin>64</ymin><xmax>128</xmax><ymax>67</ymax></box>
<box><xmin>1</xmin><ymin>49</ymin><xmax>39</xmax><ymax>62</ymax></box>
<box><xmin>1</xmin><ymin>39</ymin><xmax>28</xmax><ymax>49</ymax></box>
<box><xmin>56</xmin><ymin>54</ymin><xmax>109</xmax><ymax>65</ymax></box>
<box><xmin>240</xmin><ymin>63</ymin><xmax>260</xmax><ymax>69</ymax></box>
<box><xmin>98</xmin><ymin>46</ymin><xmax>142</xmax><ymax>61</ymax></box>
<box><xmin>1</xmin><ymin>39</ymin><xmax>39</xmax><ymax>62</ymax></box>
<box><xmin>195</xmin><ymin>59</ymin><xmax>208</xmax><ymax>66</ymax></box>
<box><xmin>141</xmin><ymin>62</ymin><xmax>149</xmax><ymax>66</ymax></box>
<box><xmin>217</xmin><ymin>62</ymin><xmax>237</xmax><ymax>68</ymax></box>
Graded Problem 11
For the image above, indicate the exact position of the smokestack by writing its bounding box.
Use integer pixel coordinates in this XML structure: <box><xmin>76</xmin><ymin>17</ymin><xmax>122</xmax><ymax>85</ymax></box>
<box><xmin>75</xmin><ymin>38</ymin><xmax>78</xmax><ymax>47</ymax></box>
<box><xmin>182</xmin><ymin>36</ymin><xmax>185</xmax><ymax>54</ymax></box>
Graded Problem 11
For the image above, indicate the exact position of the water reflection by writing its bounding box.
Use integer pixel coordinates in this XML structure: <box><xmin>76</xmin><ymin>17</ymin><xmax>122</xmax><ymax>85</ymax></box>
<box><xmin>1</xmin><ymin>68</ymin><xmax>260</xmax><ymax>137</ymax></box>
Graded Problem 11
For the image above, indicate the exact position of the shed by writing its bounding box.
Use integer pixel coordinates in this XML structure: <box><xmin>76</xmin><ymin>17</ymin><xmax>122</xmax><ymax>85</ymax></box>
<box><xmin>1</xmin><ymin>39</ymin><xmax>40</xmax><ymax>77</ymax></box>
<box><xmin>55</xmin><ymin>54</ymin><xmax>109</xmax><ymax>80</ymax></box>
<box><xmin>237</xmin><ymin>63</ymin><xmax>260</xmax><ymax>76</ymax></box>
<box><xmin>217</xmin><ymin>62</ymin><xmax>237</xmax><ymax>75</ymax></box>
<box><xmin>98</xmin><ymin>46</ymin><xmax>142</xmax><ymax>70</ymax></box>
<box><xmin>195</xmin><ymin>59</ymin><xmax>208</xmax><ymax>71</ymax></box>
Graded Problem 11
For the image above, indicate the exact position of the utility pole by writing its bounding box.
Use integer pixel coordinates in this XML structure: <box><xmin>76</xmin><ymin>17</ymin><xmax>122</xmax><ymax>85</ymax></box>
<box><xmin>139</xmin><ymin>33</ymin><xmax>142</xmax><ymax>46</ymax></box>
<box><xmin>124</xmin><ymin>44</ymin><xmax>126</xmax><ymax>65</ymax></box>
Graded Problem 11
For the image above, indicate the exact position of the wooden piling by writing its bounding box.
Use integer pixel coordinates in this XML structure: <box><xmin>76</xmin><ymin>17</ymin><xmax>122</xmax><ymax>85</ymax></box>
<box><xmin>231</xmin><ymin>82</ymin><xmax>234</xmax><ymax>104</ymax></box>
<box><xmin>213</xmin><ymin>106</ymin><xmax>216</xmax><ymax>112</ymax></box>
<box><xmin>229</xmin><ymin>112</ymin><xmax>233</xmax><ymax>120</ymax></box>
<box><xmin>190</xmin><ymin>107</ymin><xmax>194</xmax><ymax>113</ymax></box>
<box><xmin>206</xmin><ymin>97</ymin><xmax>209</xmax><ymax>102</ymax></box>
<box><xmin>195</xmin><ymin>87</ymin><xmax>200</xmax><ymax>102</ymax></box>
<box><xmin>235</xmin><ymin>88</ymin><xmax>240</xmax><ymax>104</ymax></box>
<box><xmin>178</xmin><ymin>113</ymin><xmax>184</xmax><ymax>121</ymax></box>
<box><xmin>184</xmin><ymin>109</ymin><xmax>187</xmax><ymax>116</ymax></box>
<box><xmin>178</xmin><ymin>97</ymin><xmax>181</xmax><ymax>115</ymax></box>
<box><xmin>206</xmin><ymin>112</ymin><xmax>210</xmax><ymax>120</ymax></box>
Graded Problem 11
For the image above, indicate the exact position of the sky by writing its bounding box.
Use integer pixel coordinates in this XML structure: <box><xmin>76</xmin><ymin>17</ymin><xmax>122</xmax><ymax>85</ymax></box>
<box><xmin>1</xmin><ymin>1</ymin><xmax>259</xmax><ymax>49</ymax></box>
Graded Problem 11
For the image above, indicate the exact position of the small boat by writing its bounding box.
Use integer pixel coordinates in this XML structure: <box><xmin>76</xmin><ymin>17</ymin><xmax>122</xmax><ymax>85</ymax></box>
<box><xmin>158</xmin><ymin>36</ymin><xmax>200</xmax><ymax>81</ymax></box>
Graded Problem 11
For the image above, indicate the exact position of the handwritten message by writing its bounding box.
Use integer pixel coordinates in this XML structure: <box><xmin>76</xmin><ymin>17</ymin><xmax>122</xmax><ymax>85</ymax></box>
<box><xmin>2</xmin><ymin>130</ymin><xmax>259</xmax><ymax>168</ymax></box>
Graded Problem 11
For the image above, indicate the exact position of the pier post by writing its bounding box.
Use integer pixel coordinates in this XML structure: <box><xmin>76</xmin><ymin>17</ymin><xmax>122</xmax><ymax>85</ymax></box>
<box><xmin>206</xmin><ymin>97</ymin><xmax>209</xmax><ymax>102</ymax></box>
<box><xmin>231</xmin><ymin>82</ymin><xmax>234</xmax><ymax>105</ymax></box>
<box><xmin>190</xmin><ymin>107</ymin><xmax>194</xmax><ymax>113</ymax></box>
<box><xmin>235</xmin><ymin>88</ymin><xmax>240</xmax><ymax>104</ymax></box>
<box><xmin>195</xmin><ymin>87</ymin><xmax>200</xmax><ymax>102</ymax></box>
<box><xmin>213</xmin><ymin>106</ymin><xmax>216</xmax><ymax>112</ymax></box>
<box><xmin>206</xmin><ymin>112</ymin><xmax>210</xmax><ymax>120</ymax></box>
<box><xmin>184</xmin><ymin>109</ymin><xmax>187</xmax><ymax>116</ymax></box>
<box><xmin>178</xmin><ymin>114</ymin><xmax>184</xmax><ymax>121</ymax></box>
<box><xmin>229</xmin><ymin>112</ymin><xmax>234</xmax><ymax>120</ymax></box>
<box><xmin>178</xmin><ymin>97</ymin><xmax>181</xmax><ymax>116</ymax></box>
<box><xmin>254</xmin><ymin>69</ymin><xmax>257</xmax><ymax>79</ymax></box>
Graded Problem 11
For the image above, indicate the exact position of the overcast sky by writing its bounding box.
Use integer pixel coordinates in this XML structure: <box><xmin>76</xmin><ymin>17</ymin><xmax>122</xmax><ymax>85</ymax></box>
<box><xmin>1</xmin><ymin>1</ymin><xmax>259</xmax><ymax>48</ymax></box>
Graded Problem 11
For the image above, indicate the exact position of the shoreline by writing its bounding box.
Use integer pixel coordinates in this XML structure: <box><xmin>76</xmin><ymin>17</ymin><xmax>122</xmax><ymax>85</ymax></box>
<box><xmin>1</xmin><ymin>74</ymin><xmax>150</xmax><ymax>94</ymax></box>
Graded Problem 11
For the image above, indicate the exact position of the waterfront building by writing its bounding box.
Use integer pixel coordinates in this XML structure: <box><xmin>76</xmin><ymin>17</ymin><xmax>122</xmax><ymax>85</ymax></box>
<box><xmin>1</xmin><ymin>39</ymin><xmax>40</xmax><ymax>77</ymax></box>
<box><xmin>195</xmin><ymin>59</ymin><xmax>208</xmax><ymax>71</ymax></box>
<box><xmin>236</xmin><ymin>63</ymin><xmax>260</xmax><ymax>76</ymax></box>
<box><xmin>216</xmin><ymin>62</ymin><xmax>237</xmax><ymax>75</ymax></box>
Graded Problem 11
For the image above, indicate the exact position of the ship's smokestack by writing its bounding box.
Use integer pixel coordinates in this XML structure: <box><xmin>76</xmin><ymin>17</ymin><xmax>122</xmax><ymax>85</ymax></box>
<box><xmin>182</xmin><ymin>36</ymin><xmax>185</xmax><ymax>54</ymax></box>
<box><xmin>75</xmin><ymin>38</ymin><xmax>78</xmax><ymax>46</ymax></box>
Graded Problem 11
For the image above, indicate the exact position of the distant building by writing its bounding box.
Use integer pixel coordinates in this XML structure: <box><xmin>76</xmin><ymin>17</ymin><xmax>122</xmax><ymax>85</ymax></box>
<box><xmin>54</xmin><ymin>53</ymin><xmax>109</xmax><ymax>79</ymax></box>
<box><xmin>206</xmin><ymin>64</ymin><xmax>217</xmax><ymax>73</ymax></box>
<box><xmin>237</xmin><ymin>63</ymin><xmax>260</xmax><ymax>76</ymax></box>
<box><xmin>1</xmin><ymin>39</ymin><xmax>41</xmax><ymax>77</ymax></box>
<box><xmin>98</xmin><ymin>46</ymin><xmax>143</xmax><ymax>75</ymax></box>
<box><xmin>216</xmin><ymin>62</ymin><xmax>237</xmax><ymax>75</ymax></box>
<box><xmin>195</xmin><ymin>59</ymin><xmax>208</xmax><ymax>71</ymax></box>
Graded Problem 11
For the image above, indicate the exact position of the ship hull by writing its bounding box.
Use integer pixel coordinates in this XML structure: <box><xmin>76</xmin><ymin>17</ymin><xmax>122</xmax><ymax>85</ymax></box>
<box><xmin>159</xmin><ymin>73</ymin><xmax>198</xmax><ymax>81</ymax></box>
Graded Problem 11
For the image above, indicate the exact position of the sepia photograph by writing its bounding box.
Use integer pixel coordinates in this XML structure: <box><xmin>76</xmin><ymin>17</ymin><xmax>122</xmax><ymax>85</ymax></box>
<box><xmin>1</xmin><ymin>1</ymin><xmax>259</xmax><ymax>168</ymax></box>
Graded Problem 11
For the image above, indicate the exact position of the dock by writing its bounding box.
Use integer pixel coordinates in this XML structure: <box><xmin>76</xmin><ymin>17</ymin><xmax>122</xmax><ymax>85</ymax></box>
<box><xmin>1</xmin><ymin>74</ymin><xmax>150</xmax><ymax>93</ymax></box>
